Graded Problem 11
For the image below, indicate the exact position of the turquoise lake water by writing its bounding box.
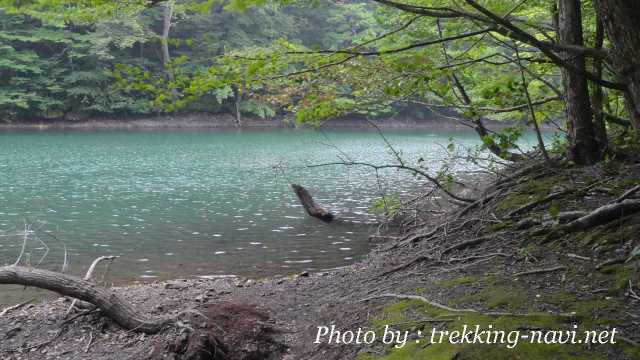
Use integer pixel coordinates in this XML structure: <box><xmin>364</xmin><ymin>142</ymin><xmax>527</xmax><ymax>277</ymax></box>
<box><xmin>0</xmin><ymin>128</ymin><xmax>502</xmax><ymax>285</ymax></box>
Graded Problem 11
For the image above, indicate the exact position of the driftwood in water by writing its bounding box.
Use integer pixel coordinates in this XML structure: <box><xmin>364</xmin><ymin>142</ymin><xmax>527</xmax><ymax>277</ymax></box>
<box><xmin>0</xmin><ymin>265</ymin><xmax>168</xmax><ymax>333</ymax></box>
<box><xmin>291</xmin><ymin>184</ymin><xmax>334</xmax><ymax>222</ymax></box>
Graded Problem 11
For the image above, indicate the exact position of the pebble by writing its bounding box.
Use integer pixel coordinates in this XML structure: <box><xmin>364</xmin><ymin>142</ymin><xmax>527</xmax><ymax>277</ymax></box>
<box><xmin>165</xmin><ymin>282</ymin><xmax>187</xmax><ymax>290</ymax></box>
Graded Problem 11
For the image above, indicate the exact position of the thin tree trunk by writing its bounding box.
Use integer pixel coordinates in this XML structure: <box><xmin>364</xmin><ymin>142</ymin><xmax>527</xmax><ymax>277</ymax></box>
<box><xmin>160</xmin><ymin>0</ymin><xmax>174</xmax><ymax>68</ymax></box>
<box><xmin>515</xmin><ymin>45</ymin><xmax>551</xmax><ymax>164</ymax></box>
<box><xmin>557</xmin><ymin>0</ymin><xmax>601</xmax><ymax>165</ymax></box>
<box><xmin>595</xmin><ymin>0</ymin><xmax>640</xmax><ymax>129</ymax></box>
<box><xmin>235</xmin><ymin>97</ymin><xmax>242</xmax><ymax>127</ymax></box>
<box><xmin>436</xmin><ymin>20</ymin><xmax>524</xmax><ymax>163</ymax></box>
<box><xmin>590</xmin><ymin>9</ymin><xmax>608</xmax><ymax>153</ymax></box>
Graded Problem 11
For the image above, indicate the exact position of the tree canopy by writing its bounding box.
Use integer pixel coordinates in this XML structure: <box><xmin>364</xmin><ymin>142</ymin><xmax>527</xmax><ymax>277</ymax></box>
<box><xmin>2</xmin><ymin>0</ymin><xmax>640</xmax><ymax>165</ymax></box>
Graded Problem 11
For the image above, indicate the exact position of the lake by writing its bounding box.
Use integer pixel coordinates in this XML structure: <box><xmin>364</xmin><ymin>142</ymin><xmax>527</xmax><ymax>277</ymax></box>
<box><xmin>0</xmin><ymin>128</ymin><xmax>491</xmax><ymax>286</ymax></box>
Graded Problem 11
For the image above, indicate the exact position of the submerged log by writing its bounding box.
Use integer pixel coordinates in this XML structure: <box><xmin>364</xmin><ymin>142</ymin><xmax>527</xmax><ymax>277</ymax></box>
<box><xmin>291</xmin><ymin>184</ymin><xmax>334</xmax><ymax>222</ymax></box>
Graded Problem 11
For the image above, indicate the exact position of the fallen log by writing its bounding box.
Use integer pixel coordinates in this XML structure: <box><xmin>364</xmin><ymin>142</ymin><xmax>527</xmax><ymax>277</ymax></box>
<box><xmin>545</xmin><ymin>199</ymin><xmax>640</xmax><ymax>241</ymax></box>
<box><xmin>0</xmin><ymin>265</ymin><xmax>168</xmax><ymax>334</ymax></box>
<box><xmin>66</xmin><ymin>255</ymin><xmax>117</xmax><ymax>316</ymax></box>
<box><xmin>291</xmin><ymin>184</ymin><xmax>334</xmax><ymax>222</ymax></box>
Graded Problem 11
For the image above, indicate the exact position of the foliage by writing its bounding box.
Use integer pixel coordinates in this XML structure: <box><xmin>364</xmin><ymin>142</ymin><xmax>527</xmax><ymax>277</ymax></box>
<box><xmin>0</xmin><ymin>1</ymin><xmax>378</xmax><ymax>121</ymax></box>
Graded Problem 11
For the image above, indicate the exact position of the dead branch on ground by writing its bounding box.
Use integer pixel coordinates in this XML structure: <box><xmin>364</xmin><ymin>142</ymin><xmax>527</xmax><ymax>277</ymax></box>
<box><xmin>545</xmin><ymin>199</ymin><xmax>640</xmax><ymax>241</ymax></box>
<box><xmin>361</xmin><ymin>293</ymin><xmax>576</xmax><ymax>318</ymax></box>
<box><xmin>0</xmin><ymin>265</ymin><xmax>169</xmax><ymax>334</ymax></box>
<box><xmin>514</xmin><ymin>265</ymin><xmax>567</xmax><ymax>277</ymax></box>
<box><xmin>66</xmin><ymin>255</ymin><xmax>117</xmax><ymax>316</ymax></box>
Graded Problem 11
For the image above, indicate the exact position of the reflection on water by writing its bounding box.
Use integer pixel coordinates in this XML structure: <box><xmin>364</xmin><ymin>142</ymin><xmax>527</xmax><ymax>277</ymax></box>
<box><xmin>0</xmin><ymin>128</ymin><xmax>489</xmax><ymax>286</ymax></box>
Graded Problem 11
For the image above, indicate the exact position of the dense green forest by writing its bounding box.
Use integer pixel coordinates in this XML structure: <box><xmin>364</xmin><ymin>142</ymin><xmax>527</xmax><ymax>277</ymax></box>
<box><xmin>3</xmin><ymin>0</ymin><xmax>639</xmax><ymax>167</ymax></box>
<box><xmin>0</xmin><ymin>2</ymin><xmax>375</xmax><ymax>121</ymax></box>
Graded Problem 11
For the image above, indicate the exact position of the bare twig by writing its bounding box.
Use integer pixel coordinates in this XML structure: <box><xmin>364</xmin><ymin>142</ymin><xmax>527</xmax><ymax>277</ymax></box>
<box><xmin>441</xmin><ymin>235</ymin><xmax>494</xmax><ymax>256</ymax></box>
<box><xmin>13</xmin><ymin>223</ymin><xmax>30</xmax><ymax>266</ymax></box>
<box><xmin>307</xmin><ymin>161</ymin><xmax>476</xmax><ymax>203</ymax></box>
<box><xmin>614</xmin><ymin>185</ymin><xmax>640</xmax><ymax>203</ymax></box>
<box><xmin>514</xmin><ymin>265</ymin><xmax>567</xmax><ymax>277</ymax></box>
<box><xmin>0</xmin><ymin>298</ymin><xmax>34</xmax><ymax>317</ymax></box>
<box><xmin>66</xmin><ymin>256</ymin><xmax>117</xmax><ymax>317</ymax></box>
<box><xmin>362</xmin><ymin>293</ymin><xmax>575</xmax><ymax>317</ymax></box>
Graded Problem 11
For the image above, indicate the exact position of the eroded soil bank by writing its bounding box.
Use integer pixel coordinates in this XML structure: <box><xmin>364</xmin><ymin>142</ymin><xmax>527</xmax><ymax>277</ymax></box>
<box><xmin>1</xmin><ymin>158</ymin><xmax>639</xmax><ymax>360</ymax></box>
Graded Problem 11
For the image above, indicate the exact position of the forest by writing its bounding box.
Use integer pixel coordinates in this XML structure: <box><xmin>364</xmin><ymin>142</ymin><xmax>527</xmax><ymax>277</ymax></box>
<box><xmin>0</xmin><ymin>1</ymin><xmax>375</xmax><ymax>122</ymax></box>
<box><xmin>1</xmin><ymin>0</ymin><xmax>640</xmax><ymax>359</ymax></box>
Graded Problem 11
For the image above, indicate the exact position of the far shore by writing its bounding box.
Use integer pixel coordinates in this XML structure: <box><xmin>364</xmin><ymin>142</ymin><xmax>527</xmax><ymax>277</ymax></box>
<box><xmin>0</xmin><ymin>112</ymin><xmax>512</xmax><ymax>130</ymax></box>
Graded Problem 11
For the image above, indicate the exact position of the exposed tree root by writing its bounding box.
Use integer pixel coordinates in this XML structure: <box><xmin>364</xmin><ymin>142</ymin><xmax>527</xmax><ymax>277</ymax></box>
<box><xmin>456</xmin><ymin>189</ymin><xmax>501</xmax><ymax>219</ymax></box>
<box><xmin>380</xmin><ymin>254</ymin><xmax>433</xmax><ymax>277</ymax></box>
<box><xmin>0</xmin><ymin>298</ymin><xmax>34</xmax><ymax>317</ymax></box>
<box><xmin>507</xmin><ymin>189</ymin><xmax>573</xmax><ymax>218</ymax></box>
<box><xmin>595</xmin><ymin>257</ymin><xmax>626</xmax><ymax>270</ymax></box>
<box><xmin>440</xmin><ymin>235</ymin><xmax>494</xmax><ymax>256</ymax></box>
<box><xmin>614</xmin><ymin>184</ymin><xmax>640</xmax><ymax>203</ymax></box>
<box><xmin>515</xmin><ymin>211</ymin><xmax>587</xmax><ymax>230</ymax></box>
<box><xmin>361</xmin><ymin>293</ymin><xmax>576</xmax><ymax>318</ymax></box>
<box><xmin>545</xmin><ymin>199</ymin><xmax>640</xmax><ymax>241</ymax></box>
<box><xmin>514</xmin><ymin>265</ymin><xmax>567</xmax><ymax>277</ymax></box>
<box><xmin>507</xmin><ymin>179</ymin><xmax>605</xmax><ymax>218</ymax></box>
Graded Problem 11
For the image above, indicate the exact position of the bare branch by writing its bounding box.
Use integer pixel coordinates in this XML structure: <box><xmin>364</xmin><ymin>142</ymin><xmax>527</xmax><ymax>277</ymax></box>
<box><xmin>307</xmin><ymin>161</ymin><xmax>476</xmax><ymax>203</ymax></box>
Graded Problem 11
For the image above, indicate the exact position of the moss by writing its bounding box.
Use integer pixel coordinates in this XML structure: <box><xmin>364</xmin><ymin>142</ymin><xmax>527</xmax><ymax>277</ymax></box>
<box><xmin>495</xmin><ymin>175</ymin><xmax>568</xmax><ymax>213</ymax></box>
<box><xmin>453</xmin><ymin>285</ymin><xmax>528</xmax><ymax>312</ymax></box>
<box><xmin>436</xmin><ymin>276</ymin><xmax>479</xmax><ymax>288</ymax></box>
<box><xmin>496</xmin><ymin>193</ymin><xmax>533</xmax><ymax>212</ymax></box>
<box><xmin>363</xmin><ymin>299</ymin><xmax>609</xmax><ymax>360</ymax></box>
<box><xmin>578</xmin><ymin>217</ymin><xmax>638</xmax><ymax>248</ymax></box>
<box><xmin>487</xmin><ymin>221</ymin><xmax>514</xmax><ymax>232</ymax></box>
<box><xmin>371</xmin><ymin>300</ymin><xmax>416</xmax><ymax>331</ymax></box>
<box><xmin>521</xmin><ymin>176</ymin><xmax>568</xmax><ymax>196</ymax></box>
<box><xmin>598</xmin><ymin>264</ymin><xmax>637</xmax><ymax>294</ymax></box>
<box><xmin>622</xmin><ymin>343</ymin><xmax>640</xmax><ymax>360</ymax></box>
<box><xmin>611</xmin><ymin>265</ymin><xmax>635</xmax><ymax>294</ymax></box>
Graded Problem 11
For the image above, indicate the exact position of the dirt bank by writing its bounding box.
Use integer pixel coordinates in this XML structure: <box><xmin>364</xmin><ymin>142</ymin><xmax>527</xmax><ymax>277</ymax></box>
<box><xmin>1</xmin><ymin>159</ymin><xmax>639</xmax><ymax>359</ymax></box>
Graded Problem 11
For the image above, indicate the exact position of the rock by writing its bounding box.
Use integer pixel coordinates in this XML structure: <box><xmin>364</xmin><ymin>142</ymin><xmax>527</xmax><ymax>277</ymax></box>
<box><xmin>298</xmin><ymin>271</ymin><xmax>310</xmax><ymax>277</ymax></box>
<box><xmin>4</xmin><ymin>326</ymin><xmax>21</xmax><ymax>339</ymax></box>
<box><xmin>165</xmin><ymin>282</ymin><xmax>187</xmax><ymax>290</ymax></box>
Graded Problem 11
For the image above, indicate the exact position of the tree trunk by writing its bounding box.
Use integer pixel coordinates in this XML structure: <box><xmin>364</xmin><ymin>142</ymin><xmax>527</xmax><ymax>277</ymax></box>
<box><xmin>160</xmin><ymin>0</ymin><xmax>174</xmax><ymax>67</ymax></box>
<box><xmin>435</xmin><ymin>19</ymin><xmax>524</xmax><ymax>163</ymax></box>
<box><xmin>0</xmin><ymin>266</ymin><xmax>167</xmax><ymax>334</ymax></box>
<box><xmin>235</xmin><ymin>90</ymin><xmax>242</xmax><ymax>127</ymax></box>
<box><xmin>590</xmin><ymin>9</ymin><xmax>608</xmax><ymax>153</ymax></box>
<box><xmin>557</xmin><ymin>0</ymin><xmax>601</xmax><ymax>165</ymax></box>
<box><xmin>595</xmin><ymin>0</ymin><xmax>640</xmax><ymax>129</ymax></box>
